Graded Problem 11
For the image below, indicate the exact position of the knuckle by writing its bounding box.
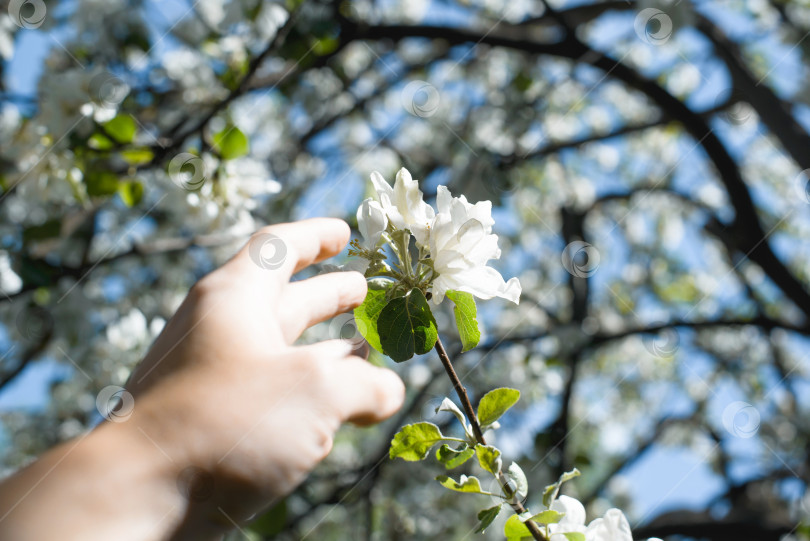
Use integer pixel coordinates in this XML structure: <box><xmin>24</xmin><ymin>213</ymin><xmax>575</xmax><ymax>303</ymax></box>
<box><xmin>247</xmin><ymin>227</ymin><xmax>294</xmax><ymax>271</ymax></box>
<box><xmin>188</xmin><ymin>268</ymin><xmax>234</xmax><ymax>302</ymax></box>
<box><xmin>189</xmin><ymin>272</ymin><xmax>218</xmax><ymax>300</ymax></box>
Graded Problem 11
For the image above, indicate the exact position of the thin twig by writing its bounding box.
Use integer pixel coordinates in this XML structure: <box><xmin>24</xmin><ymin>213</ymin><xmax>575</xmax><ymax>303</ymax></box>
<box><xmin>434</xmin><ymin>337</ymin><xmax>485</xmax><ymax>443</ymax></box>
<box><xmin>434</xmin><ymin>336</ymin><xmax>547</xmax><ymax>541</ymax></box>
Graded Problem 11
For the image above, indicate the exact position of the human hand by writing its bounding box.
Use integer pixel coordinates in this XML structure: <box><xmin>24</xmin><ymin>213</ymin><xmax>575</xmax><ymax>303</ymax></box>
<box><xmin>0</xmin><ymin>218</ymin><xmax>405</xmax><ymax>541</ymax></box>
<box><xmin>127</xmin><ymin>217</ymin><xmax>406</xmax><ymax>535</ymax></box>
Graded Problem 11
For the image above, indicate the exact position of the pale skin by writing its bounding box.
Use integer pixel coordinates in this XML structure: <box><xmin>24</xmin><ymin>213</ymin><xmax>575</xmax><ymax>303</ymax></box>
<box><xmin>0</xmin><ymin>218</ymin><xmax>406</xmax><ymax>540</ymax></box>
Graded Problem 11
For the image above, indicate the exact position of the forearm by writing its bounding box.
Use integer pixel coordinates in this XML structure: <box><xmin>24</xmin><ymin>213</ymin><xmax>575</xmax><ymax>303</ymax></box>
<box><xmin>0</xmin><ymin>416</ymin><xmax>200</xmax><ymax>540</ymax></box>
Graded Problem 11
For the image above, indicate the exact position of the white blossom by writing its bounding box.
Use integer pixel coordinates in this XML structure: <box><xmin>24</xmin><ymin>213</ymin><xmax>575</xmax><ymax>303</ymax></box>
<box><xmin>362</xmin><ymin>167</ymin><xmax>521</xmax><ymax>305</ymax></box>
<box><xmin>221</xmin><ymin>157</ymin><xmax>282</xmax><ymax>210</ymax></box>
<box><xmin>0</xmin><ymin>18</ymin><xmax>15</xmax><ymax>60</ymax></box>
<box><xmin>428</xmin><ymin>185</ymin><xmax>521</xmax><ymax>305</ymax></box>
<box><xmin>0</xmin><ymin>251</ymin><xmax>23</xmax><ymax>294</ymax></box>
<box><xmin>350</xmin><ymin>198</ymin><xmax>388</xmax><ymax>273</ymax></box>
<box><xmin>38</xmin><ymin>67</ymin><xmax>126</xmax><ymax>138</ymax></box>
<box><xmin>546</xmin><ymin>495</ymin><xmax>663</xmax><ymax>541</ymax></box>
<box><xmin>357</xmin><ymin>198</ymin><xmax>387</xmax><ymax>251</ymax></box>
<box><xmin>105</xmin><ymin>309</ymin><xmax>148</xmax><ymax>351</ymax></box>
<box><xmin>370</xmin><ymin>168</ymin><xmax>435</xmax><ymax>246</ymax></box>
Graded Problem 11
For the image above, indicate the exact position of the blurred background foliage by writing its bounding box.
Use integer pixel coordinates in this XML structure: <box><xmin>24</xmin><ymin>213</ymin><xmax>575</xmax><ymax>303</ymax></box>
<box><xmin>1</xmin><ymin>0</ymin><xmax>810</xmax><ymax>539</ymax></box>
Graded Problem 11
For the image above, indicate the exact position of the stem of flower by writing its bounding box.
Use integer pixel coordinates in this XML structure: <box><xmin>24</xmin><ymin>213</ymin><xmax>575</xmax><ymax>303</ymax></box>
<box><xmin>433</xmin><ymin>336</ymin><xmax>547</xmax><ymax>541</ymax></box>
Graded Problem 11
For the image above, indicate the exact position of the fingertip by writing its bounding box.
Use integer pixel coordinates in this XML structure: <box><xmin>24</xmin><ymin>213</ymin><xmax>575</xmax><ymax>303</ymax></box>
<box><xmin>334</xmin><ymin>218</ymin><xmax>351</xmax><ymax>241</ymax></box>
<box><xmin>347</xmin><ymin>361</ymin><xmax>405</xmax><ymax>426</ymax></box>
<box><xmin>284</xmin><ymin>217</ymin><xmax>351</xmax><ymax>260</ymax></box>
<box><xmin>345</xmin><ymin>271</ymin><xmax>368</xmax><ymax>304</ymax></box>
<box><xmin>381</xmin><ymin>368</ymin><xmax>406</xmax><ymax>415</ymax></box>
<box><xmin>239</xmin><ymin>218</ymin><xmax>353</xmax><ymax>277</ymax></box>
<box><xmin>317</xmin><ymin>217</ymin><xmax>351</xmax><ymax>253</ymax></box>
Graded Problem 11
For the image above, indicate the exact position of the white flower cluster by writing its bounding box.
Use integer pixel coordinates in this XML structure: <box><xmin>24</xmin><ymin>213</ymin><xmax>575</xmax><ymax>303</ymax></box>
<box><xmin>355</xmin><ymin>167</ymin><xmax>521</xmax><ymax>305</ymax></box>
<box><xmin>548</xmin><ymin>495</ymin><xmax>662</xmax><ymax>541</ymax></box>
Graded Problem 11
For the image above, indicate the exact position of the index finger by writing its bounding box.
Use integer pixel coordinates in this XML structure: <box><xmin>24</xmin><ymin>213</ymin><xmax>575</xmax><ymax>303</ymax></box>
<box><xmin>233</xmin><ymin>218</ymin><xmax>351</xmax><ymax>280</ymax></box>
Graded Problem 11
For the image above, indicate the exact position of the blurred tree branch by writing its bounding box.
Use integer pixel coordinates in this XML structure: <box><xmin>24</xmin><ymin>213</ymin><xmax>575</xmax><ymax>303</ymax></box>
<box><xmin>695</xmin><ymin>12</ymin><xmax>810</xmax><ymax>172</ymax></box>
<box><xmin>351</xmin><ymin>20</ymin><xmax>810</xmax><ymax>322</ymax></box>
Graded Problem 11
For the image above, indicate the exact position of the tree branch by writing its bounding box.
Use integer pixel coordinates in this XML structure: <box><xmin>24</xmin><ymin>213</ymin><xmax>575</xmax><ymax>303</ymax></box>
<box><xmin>695</xmin><ymin>12</ymin><xmax>810</xmax><ymax>171</ymax></box>
<box><xmin>633</xmin><ymin>517</ymin><xmax>793</xmax><ymax>541</ymax></box>
<box><xmin>500</xmin><ymin>100</ymin><xmax>734</xmax><ymax>168</ymax></box>
<box><xmin>350</xmin><ymin>20</ymin><xmax>810</xmax><ymax>320</ymax></box>
<box><xmin>586</xmin><ymin>315</ymin><xmax>810</xmax><ymax>351</ymax></box>
<box><xmin>580</xmin><ymin>415</ymin><xmax>697</xmax><ymax>503</ymax></box>
<box><xmin>1</xmin><ymin>233</ymin><xmax>243</xmax><ymax>305</ymax></box>
<box><xmin>434</xmin><ymin>336</ymin><xmax>546</xmax><ymax>541</ymax></box>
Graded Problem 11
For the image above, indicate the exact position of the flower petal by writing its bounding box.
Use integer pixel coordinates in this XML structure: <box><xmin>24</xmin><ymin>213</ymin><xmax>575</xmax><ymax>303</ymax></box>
<box><xmin>370</xmin><ymin>171</ymin><xmax>406</xmax><ymax>229</ymax></box>
<box><xmin>585</xmin><ymin>509</ymin><xmax>633</xmax><ymax>541</ymax></box>
<box><xmin>357</xmin><ymin>198</ymin><xmax>387</xmax><ymax>249</ymax></box>
<box><xmin>370</xmin><ymin>170</ymin><xmax>394</xmax><ymax>202</ymax></box>
<box><xmin>433</xmin><ymin>266</ymin><xmax>521</xmax><ymax>304</ymax></box>
<box><xmin>392</xmin><ymin>167</ymin><xmax>434</xmax><ymax>245</ymax></box>
<box><xmin>552</xmin><ymin>495</ymin><xmax>587</xmax><ymax>528</ymax></box>
<box><xmin>436</xmin><ymin>185</ymin><xmax>453</xmax><ymax>215</ymax></box>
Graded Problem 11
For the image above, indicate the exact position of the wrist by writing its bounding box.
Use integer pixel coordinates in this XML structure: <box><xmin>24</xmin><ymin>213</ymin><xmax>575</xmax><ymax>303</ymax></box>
<box><xmin>0</xmin><ymin>400</ymin><xmax>190</xmax><ymax>541</ymax></box>
<box><xmin>125</xmin><ymin>384</ymin><xmax>238</xmax><ymax>540</ymax></box>
<box><xmin>83</xmin><ymin>418</ymin><xmax>190</xmax><ymax>538</ymax></box>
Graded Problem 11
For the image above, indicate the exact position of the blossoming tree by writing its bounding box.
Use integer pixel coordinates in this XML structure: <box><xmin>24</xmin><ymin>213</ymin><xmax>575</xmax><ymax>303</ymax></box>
<box><xmin>1</xmin><ymin>0</ymin><xmax>809</xmax><ymax>539</ymax></box>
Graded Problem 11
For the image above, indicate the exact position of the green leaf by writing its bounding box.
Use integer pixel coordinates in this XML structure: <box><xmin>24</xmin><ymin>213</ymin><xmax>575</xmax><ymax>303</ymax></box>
<box><xmin>507</xmin><ymin>462</ymin><xmax>528</xmax><ymax>499</ymax></box>
<box><xmin>353</xmin><ymin>286</ymin><xmax>389</xmax><ymax>353</ymax></box>
<box><xmin>88</xmin><ymin>132</ymin><xmax>114</xmax><ymax>150</ymax></box>
<box><xmin>542</xmin><ymin>468</ymin><xmax>581</xmax><ymax>508</ymax></box>
<box><xmin>366</xmin><ymin>347</ymin><xmax>385</xmax><ymax>368</ymax></box>
<box><xmin>435</xmin><ymin>444</ymin><xmax>474</xmax><ymax>469</ymax></box>
<box><xmin>446</xmin><ymin>290</ymin><xmax>481</xmax><ymax>352</ymax></box>
<box><xmin>213</xmin><ymin>126</ymin><xmax>249</xmax><ymax>160</ymax></box>
<box><xmin>436</xmin><ymin>397</ymin><xmax>469</xmax><ymax>434</ymax></box>
<box><xmin>477</xmin><ymin>388</ymin><xmax>521</xmax><ymax>427</ymax></box>
<box><xmin>435</xmin><ymin>474</ymin><xmax>487</xmax><ymax>494</ymax></box>
<box><xmin>377</xmin><ymin>288</ymin><xmax>438</xmax><ymax>363</ymax></box>
<box><xmin>23</xmin><ymin>220</ymin><xmax>61</xmax><ymax>243</ymax></box>
<box><xmin>247</xmin><ymin>499</ymin><xmax>286</xmax><ymax>535</ymax></box>
<box><xmin>85</xmin><ymin>170</ymin><xmax>119</xmax><ymax>196</ymax></box>
<box><xmin>103</xmin><ymin>114</ymin><xmax>137</xmax><ymax>144</ymax></box>
<box><xmin>19</xmin><ymin>256</ymin><xmax>60</xmax><ymax>288</ymax></box>
<box><xmin>524</xmin><ymin>509</ymin><xmax>563</xmax><ymax>525</ymax></box>
<box><xmin>389</xmin><ymin>422</ymin><xmax>444</xmax><ymax>461</ymax></box>
<box><xmin>475</xmin><ymin>444</ymin><xmax>502</xmax><ymax>476</ymax></box>
<box><xmin>220</xmin><ymin>62</ymin><xmax>249</xmax><ymax>91</ymax></box>
<box><xmin>120</xmin><ymin>148</ymin><xmax>154</xmax><ymax>165</ymax></box>
<box><xmin>475</xmin><ymin>505</ymin><xmax>502</xmax><ymax>533</ymax></box>
<box><xmin>504</xmin><ymin>514</ymin><xmax>532</xmax><ymax>540</ymax></box>
<box><xmin>313</xmin><ymin>36</ymin><xmax>339</xmax><ymax>55</ymax></box>
<box><xmin>117</xmin><ymin>180</ymin><xmax>143</xmax><ymax>207</ymax></box>
<box><xmin>562</xmin><ymin>533</ymin><xmax>586</xmax><ymax>541</ymax></box>
<box><xmin>512</xmin><ymin>70</ymin><xmax>533</xmax><ymax>92</ymax></box>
